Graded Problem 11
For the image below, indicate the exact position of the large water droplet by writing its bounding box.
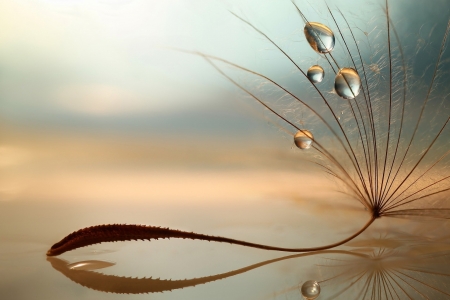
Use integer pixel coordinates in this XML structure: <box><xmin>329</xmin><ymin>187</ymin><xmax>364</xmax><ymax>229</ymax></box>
<box><xmin>334</xmin><ymin>68</ymin><xmax>361</xmax><ymax>99</ymax></box>
<box><xmin>294</xmin><ymin>130</ymin><xmax>313</xmax><ymax>149</ymax></box>
<box><xmin>307</xmin><ymin>65</ymin><xmax>324</xmax><ymax>83</ymax></box>
<box><xmin>301</xmin><ymin>280</ymin><xmax>321</xmax><ymax>299</ymax></box>
<box><xmin>304</xmin><ymin>22</ymin><xmax>335</xmax><ymax>54</ymax></box>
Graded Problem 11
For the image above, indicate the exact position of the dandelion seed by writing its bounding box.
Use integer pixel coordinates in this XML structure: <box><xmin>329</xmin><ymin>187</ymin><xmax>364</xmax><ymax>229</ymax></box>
<box><xmin>46</xmin><ymin>0</ymin><xmax>450</xmax><ymax>263</ymax></box>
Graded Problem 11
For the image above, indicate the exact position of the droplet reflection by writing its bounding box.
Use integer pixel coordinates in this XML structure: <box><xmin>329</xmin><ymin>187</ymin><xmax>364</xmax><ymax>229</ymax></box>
<box><xmin>307</xmin><ymin>65</ymin><xmax>325</xmax><ymax>83</ymax></box>
<box><xmin>334</xmin><ymin>68</ymin><xmax>361</xmax><ymax>99</ymax></box>
<box><xmin>304</xmin><ymin>22</ymin><xmax>335</xmax><ymax>53</ymax></box>
<box><xmin>294</xmin><ymin>130</ymin><xmax>314</xmax><ymax>149</ymax></box>
<box><xmin>67</xmin><ymin>260</ymin><xmax>115</xmax><ymax>271</ymax></box>
<box><xmin>301</xmin><ymin>280</ymin><xmax>321</xmax><ymax>299</ymax></box>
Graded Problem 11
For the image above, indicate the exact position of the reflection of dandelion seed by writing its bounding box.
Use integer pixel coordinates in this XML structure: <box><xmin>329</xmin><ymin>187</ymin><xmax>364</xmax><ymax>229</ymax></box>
<box><xmin>47</xmin><ymin>0</ymin><xmax>450</xmax><ymax>258</ymax></box>
<box><xmin>317</xmin><ymin>234</ymin><xmax>450</xmax><ymax>299</ymax></box>
<box><xmin>264</xmin><ymin>229</ymin><xmax>450</xmax><ymax>299</ymax></box>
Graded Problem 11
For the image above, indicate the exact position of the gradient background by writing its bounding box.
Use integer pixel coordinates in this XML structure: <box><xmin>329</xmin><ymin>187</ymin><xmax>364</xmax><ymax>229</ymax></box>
<box><xmin>1</xmin><ymin>0</ymin><xmax>449</xmax><ymax>299</ymax></box>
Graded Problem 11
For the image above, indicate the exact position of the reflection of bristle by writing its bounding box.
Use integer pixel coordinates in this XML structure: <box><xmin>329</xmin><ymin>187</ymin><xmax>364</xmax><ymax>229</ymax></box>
<box><xmin>317</xmin><ymin>234</ymin><xmax>450</xmax><ymax>299</ymax></box>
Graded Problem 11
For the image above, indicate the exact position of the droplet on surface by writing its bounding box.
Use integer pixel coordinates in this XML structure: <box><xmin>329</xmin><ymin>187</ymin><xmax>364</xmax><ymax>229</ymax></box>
<box><xmin>67</xmin><ymin>260</ymin><xmax>115</xmax><ymax>271</ymax></box>
<box><xmin>294</xmin><ymin>130</ymin><xmax>313</xmax><ymax>149</ymax></box>
<box><xmin>301</xmin><ymin>280</ymin><xmax>321</xmax><ymax>299</ymax></box>
<box><xmin>334</xmin><ymin>68</ymin><xmax>361</xmax><ymax>99</ymax></box>
<box><xmin>304</xmin><ymin>22</ymin><xmax>335</xmax><ymax>53</ymax></box>
<box><xmin>307</xmin><ymin>65</ymin><xmax>324</xmax><ymax>83</ymax></box>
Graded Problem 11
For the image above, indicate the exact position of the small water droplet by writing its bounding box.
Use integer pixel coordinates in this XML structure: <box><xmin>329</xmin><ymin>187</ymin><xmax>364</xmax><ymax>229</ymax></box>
<box><xmin>304</xmin><ymin>22</ymin><xmax>335</xmax><ymax>54</ymax></box>
<box><xmin>334</xmin><ymin>68</ymin><xmax>361</xmax><ymax>99</ymax></box>
<box><xmin>294</xmin><ymin>130</ymin><xmax>313</xmax><ymax>149</ymax></box>
<box><xmin>307</xmin><ymin>65</ymin><xmax>324</xmax><ymax>83</ymax></box>
<box><xmin>301</xmin><ymin>280</ymin><xmax>321</xmax><ymax>299</ymax></box>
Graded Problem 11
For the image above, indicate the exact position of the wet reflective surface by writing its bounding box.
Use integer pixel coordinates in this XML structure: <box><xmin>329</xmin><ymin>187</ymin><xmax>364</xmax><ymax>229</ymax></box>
<box><xmin>2</xmin><ymin>194</ymin><xmax>449</xmax><ymax>299</ymax></box>
<box><xmin>0</xmin><ymin>168</ymin><xmax>371</xmax><ymax>299</ymax></box>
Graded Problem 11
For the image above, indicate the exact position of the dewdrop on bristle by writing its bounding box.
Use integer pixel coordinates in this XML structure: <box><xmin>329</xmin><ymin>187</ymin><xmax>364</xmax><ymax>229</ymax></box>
<box><xmin>334</xmin><ymin>68</ymin><xmax>362</xmax><ymax>99</ymax></box>
<box><xmin>294</xmin><ymin>130</ymin><xmax>314</xmax><ymax>149</ymax></box>
<box><xmin>307</xmin><ymin>65</ymin><xmax>325</xmax><ymax>83</ymax></box>
<box><xmin>304</xmin><ymin>22</ymin><xmax>335</xmax><ymax>53</ymax></box>
<box><xmin>301</xmin><ymin>280</ymin><xmax>321</xmax><ymax>299</ymax></box>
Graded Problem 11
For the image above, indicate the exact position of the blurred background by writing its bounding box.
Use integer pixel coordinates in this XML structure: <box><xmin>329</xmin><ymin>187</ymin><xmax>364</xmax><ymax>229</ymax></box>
<box><xmin>1</xmin><ymin>0</ymin><xmax>448</xmax><ymax>203</ymax></box>
<box><xmin>1</xmin><ymin>0</ymin><xmax>449</xmax><ymax>299</ymax></box>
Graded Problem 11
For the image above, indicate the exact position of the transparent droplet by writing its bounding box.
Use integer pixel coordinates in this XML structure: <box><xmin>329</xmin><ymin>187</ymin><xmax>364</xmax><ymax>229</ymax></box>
<box><xmin>67</xmin><ymin>260</ymin><xmax>115</xmax><ymax>271</ymax></box>
<box><xmin>294</xmin><ymin>130</ymin><xmax>313</xmax><ymax>149</ymax></box>
<box><xmin>304</xmin><ymin>22</ymin><xmax>335</xmax><ymax>54</ymax></box>
<box><xmin>301</xmin><ymin>280</ymin><xmax>321</xmax><ymax>300</ymax></box>
<box><xmin>307</xmin><ymin>65</ymin><xmax>324</xmax><ymax>83</ymax></box>
<box><xmin>334</xmin><ymin>68</ymin><xmax>361</xmax><ymax>99</ymax></box>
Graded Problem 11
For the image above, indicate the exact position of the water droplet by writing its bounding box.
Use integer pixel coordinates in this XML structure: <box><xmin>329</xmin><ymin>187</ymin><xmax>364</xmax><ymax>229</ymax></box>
<box><xmin>307</xmin><ymin>65</ymin><xmax>324</xmax><ymax>83</ymax></box>
<box><xmin>334</xmin><ymin>68</ymin><xmax>361</xmax><ymax>99</ymax></box>
<box><xmin>67</xmin><ymin>260</ymin><xmax>115</xmax><ymax>271</ymax></box>
<box><xmin>304</xmin><ymin>22</ymin><xmax>335</xmax><ymax>54</ymax></box>
<box><xmin>294</xmin><ymin>130</ymin><xmax>313</xmax><ymax>149</ymax></box>
<box><xmin>301</xmin><ymin>280</ymin><xmax>321</xmax><ymax>299</ymax></box>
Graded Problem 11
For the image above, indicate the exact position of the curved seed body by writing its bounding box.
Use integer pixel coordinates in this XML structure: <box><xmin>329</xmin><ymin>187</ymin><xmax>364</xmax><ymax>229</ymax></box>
<box><xmin>47</xmin><ymin>218</ymin><xmax>375</xmax><ymax>256</ymax></box>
